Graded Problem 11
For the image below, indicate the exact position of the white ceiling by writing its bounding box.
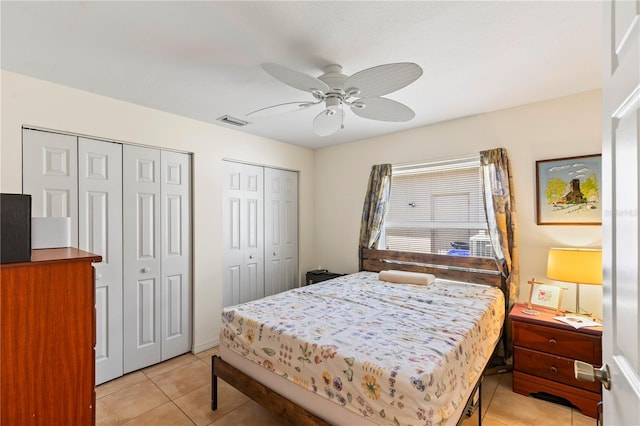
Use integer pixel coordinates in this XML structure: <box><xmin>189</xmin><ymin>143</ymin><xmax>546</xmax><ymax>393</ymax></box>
<box><xmin>1</xmin><ymin>1</ymin><xmax>602</xmax><ymax>149</ymax></box>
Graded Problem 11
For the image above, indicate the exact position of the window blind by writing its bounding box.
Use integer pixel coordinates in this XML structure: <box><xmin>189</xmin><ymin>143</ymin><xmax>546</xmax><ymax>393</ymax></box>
<box><xmin>384</xmin><ymin>157</ymin><xmax>491</xmax><ymax>257</ymax></box>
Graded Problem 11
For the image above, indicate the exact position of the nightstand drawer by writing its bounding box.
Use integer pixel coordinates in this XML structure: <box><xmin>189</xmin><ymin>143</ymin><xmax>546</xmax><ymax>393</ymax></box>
<box><xmin>513</xmin><ymin>347</ymin><xmax>601</xmax><ymax>393</ymax></box>
<box><xmin>513</xmin><ymin>321</ymin><xmax>601</xmax><ymax>364</ymax></box>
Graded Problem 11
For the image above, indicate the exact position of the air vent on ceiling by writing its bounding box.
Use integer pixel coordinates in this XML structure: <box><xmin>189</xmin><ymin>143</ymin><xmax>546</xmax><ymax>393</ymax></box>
<box><xmin>217</xmin><ymin>115</ymin><xmax>250</xmax><ymax>127</ymax></box>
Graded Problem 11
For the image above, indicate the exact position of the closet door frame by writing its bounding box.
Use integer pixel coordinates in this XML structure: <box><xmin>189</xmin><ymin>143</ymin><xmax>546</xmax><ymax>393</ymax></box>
<box><xmin>23</xmin><ymin>127</ymin><xmax>194</xmax><ymax>378</ymax></box>
<box><xmin>223</xmin><ymin>160</ymin><xmax>299</xmax><ymax>304</ymax></box>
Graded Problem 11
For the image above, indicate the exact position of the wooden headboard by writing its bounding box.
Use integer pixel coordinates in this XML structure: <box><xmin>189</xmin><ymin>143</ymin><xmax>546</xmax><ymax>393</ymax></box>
<box><xmin>360</xmin><ymin>248</ymin><xmax>505</xmax><ymax>290</ymax></box>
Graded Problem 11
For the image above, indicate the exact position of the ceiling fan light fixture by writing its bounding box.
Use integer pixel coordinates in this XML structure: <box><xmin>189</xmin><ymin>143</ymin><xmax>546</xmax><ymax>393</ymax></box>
<box><xmin>314</xmin><ymin>107</ymin><xmax>344</xmax><ymax>137</ymax></box>
<box><xmin>325</xmin><ymin>95</ymin><xmax>342</xmax><ymax>110</ymax></box>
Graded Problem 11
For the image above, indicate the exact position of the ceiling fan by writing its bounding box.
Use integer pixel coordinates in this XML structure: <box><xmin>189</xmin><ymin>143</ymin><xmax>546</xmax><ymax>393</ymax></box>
<box><xmin>247</xmin><ymin>62</ymin><xmax>423</xmax><ymax>136</ymax></box>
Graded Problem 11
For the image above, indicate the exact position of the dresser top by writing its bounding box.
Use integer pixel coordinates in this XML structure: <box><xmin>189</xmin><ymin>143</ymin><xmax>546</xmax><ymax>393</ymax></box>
<box><xmin>509</xmin><ymin>303</ymin><xmax>602</xmax><ymax>336</ymax></box>
<box><xmin>2</xmin><ymin>248</ymin><xmax>102</xmax><ymax>266</ymax></box>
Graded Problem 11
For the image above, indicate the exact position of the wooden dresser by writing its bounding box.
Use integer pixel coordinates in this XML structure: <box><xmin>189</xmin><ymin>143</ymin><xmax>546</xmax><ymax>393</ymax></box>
<box><xmin>1</xmin><ymin>248</ymin><xmax>101</xmax><ymax>425</ymax></box>
<box><xmin>510</xmin><ymin>303</ymin><xmax>602</xmax><ymax>418</ymax></box>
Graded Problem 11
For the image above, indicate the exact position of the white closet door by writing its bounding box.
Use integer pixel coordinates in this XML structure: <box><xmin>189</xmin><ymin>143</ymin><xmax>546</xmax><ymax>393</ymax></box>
<box><xmin>264</xmin><ymin>168</ymin><xmax>298</xmax><ymax>296</ymax></box>
<box><xmin>78</xmin><ymin>137</ymin><xmax>123</xmax><ymax>385</ymax></box>
<box><xmin>222</xmin><ymin>161</ymin><xmax>264</xmax><ymax>306</ymax></box>
<box><xmin>22</xmin><ymin>129</ymin><xmax>79</xmax><ymax>246</ymax></box>
<box><xmin>280</xmin><ymin>170</ymin><xmax>299</xmax><ymax>291</ymax></box>
<box><xmin>123</xmin><ymin>145</ymin><xmax>161</xmax><ymax>373</ymax></box>
<box><xmin>160</xmin><ymin>151</ymin><xmax>191</xmax><ymax>360</ymax></box>
<box><xmin>241</xmin><ymin>164</ymin><xmax>264</xmax><ymax>303</ymax></box>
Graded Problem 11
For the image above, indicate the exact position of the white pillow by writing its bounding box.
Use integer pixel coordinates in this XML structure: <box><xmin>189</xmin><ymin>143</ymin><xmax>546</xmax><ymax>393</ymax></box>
<box><xmin>378</xmin><ymin>270</ymin><xmax>435</xmax><ymax>285</ymax></box>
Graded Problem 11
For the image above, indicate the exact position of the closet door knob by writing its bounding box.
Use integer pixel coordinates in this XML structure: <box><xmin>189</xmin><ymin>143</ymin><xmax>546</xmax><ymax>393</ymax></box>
<box><xmin>273</xmin><ymin>252</ymin><xmax>277</xmax><ymax>256</ymax></box>
<box><xmin>141</xmin><ymin>267</ymin><xmax>150</xmax><ymax>273</ymax></box>
<box><xmin>249</xmin><ymin>255</ymin><xmax>253</xmax><ymax>259</ymax></box>
<box><xmin>96</xmin><ymin>274</ymin><xmax>103</xmax><ymax>280</ymax></box>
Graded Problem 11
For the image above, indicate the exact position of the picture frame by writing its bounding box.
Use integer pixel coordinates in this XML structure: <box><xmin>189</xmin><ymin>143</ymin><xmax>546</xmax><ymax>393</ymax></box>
<box><xmin>525</xmin><ymin>279</ymin><xmax>566</xmax><ymax>315</ymax></box>
<box><xmin>536</xmin><ymin>154</ymin><xmax>602</xmax><ymax>225</ymax></box>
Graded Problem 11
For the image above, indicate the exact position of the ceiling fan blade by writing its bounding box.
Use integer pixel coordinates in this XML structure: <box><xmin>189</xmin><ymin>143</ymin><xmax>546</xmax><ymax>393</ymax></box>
<box><xmin>313</xmin><ymin>108</ymin><xmax>344</xmax><ymax>136</ymax></box>
<box><xmin>351</xmin><ymin>97</ymin><xmax>415</xmax><ymax>122</ymax></box>
<box><xmin>246</xmin><ymin>100</ymin><xmax>318</xmax><ymax>118</ymax></box>
<box><xmin>262</xmin><ymin>63</ymin><xmax>330</xmax><ymax>94</ymax></box>
<box><xmin>344</xmin><ymin>63</ymin><xmax>423</xmax><ymax>98</ymax></box>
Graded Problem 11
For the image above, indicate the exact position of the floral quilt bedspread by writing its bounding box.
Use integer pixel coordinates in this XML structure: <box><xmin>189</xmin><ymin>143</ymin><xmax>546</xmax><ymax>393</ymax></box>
<box><xmin>220</xmin><ymin>271</ymin><xmax>505</xmax><ymax>426</ymax></box>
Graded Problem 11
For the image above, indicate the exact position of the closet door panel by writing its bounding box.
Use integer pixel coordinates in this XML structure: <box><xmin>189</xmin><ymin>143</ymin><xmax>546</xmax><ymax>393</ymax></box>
<box><xmin>265</xmin><ymin>258</ymin><xmax>283</xmax><ymax>296</ymax></box>
<box><xmin>242</xmin><ymin>165</ymin><xmax>264</xmax><ymax>303</ymax></box>
<box><xmin>123</xmin><ymin>145</ymin><xmax>161</xmax><ymax>373</ymax></box>
<box><xmin>161</xmin><ymin>151</ymin><xmax>191</xmax><ymax>359</ymax></box>
<box><xmin>22</xmin><ymin>129</ymin><xmax>79</xmax><ymax>246</ymax></box>
<box><xmin>78</xmin><ymin>137</ymin><xmax>123</xmax><ymax>385</ymax></box>
<box><xmin>282</xmin><ymin>171</ymin><xmax>298</xmax><ymax>291</ymax></box>
<box><xmin>243</xmin><ymin>194</ymin><xmax>263</xmax><ymax>302</ymax></box>
<box><xmin>264</xmin><ymin>168</ymin><xmax>298</xmax><ymax>296</ymax></box>
<box><xmin>222</xmin><ymin>161</ymin><xmax>264</xmax><ymax>306</ymax></box>
<box><xmin>223</xmin><ymin>162</ymin><xmax>243</xmax><ymax>307</ymax></box>
<box><xmin>264</xmin><ymin>176</ymin><xmax>281</xmax><ymax>296</ymax></box>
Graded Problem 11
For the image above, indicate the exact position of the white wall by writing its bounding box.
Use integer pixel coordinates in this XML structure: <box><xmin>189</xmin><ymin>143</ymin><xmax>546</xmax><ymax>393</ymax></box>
<box><xmin>314</xmin><ymin>90</ymin><xmax>603</xmax><ymax>317</ymax></box>
<box><xmin>0</xmin><ymin>70</ymin><xmax>316</xmax><ymax>352</ymax></box>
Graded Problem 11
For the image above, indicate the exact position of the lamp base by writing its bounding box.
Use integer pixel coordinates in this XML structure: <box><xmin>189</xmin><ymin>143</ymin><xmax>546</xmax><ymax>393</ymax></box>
<box><xmin>521</xmin><ymin>308</ymin><xmax>540</xmax><ymax>316</ymax></box>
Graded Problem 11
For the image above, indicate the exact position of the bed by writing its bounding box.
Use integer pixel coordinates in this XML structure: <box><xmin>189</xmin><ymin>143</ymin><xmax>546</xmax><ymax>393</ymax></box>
<box><xmin>212</xmin><ymin>248</ymin><xmax>507</xmax><ymax>425</ymax></box>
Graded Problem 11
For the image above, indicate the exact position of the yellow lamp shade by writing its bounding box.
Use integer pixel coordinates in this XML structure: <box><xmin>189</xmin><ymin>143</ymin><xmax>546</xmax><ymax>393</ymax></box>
<box><xmin>547</xmin><ymin>248</ymin><xmax>602</xmax><ymax>285</ymax></box>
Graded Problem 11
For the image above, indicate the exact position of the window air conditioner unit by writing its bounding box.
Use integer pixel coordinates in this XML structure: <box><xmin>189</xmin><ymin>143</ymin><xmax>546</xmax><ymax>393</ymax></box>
<box><xmin>470</xmin><ymin>231</ymin><xmax>493</xmax><ymax>258</ymax></box>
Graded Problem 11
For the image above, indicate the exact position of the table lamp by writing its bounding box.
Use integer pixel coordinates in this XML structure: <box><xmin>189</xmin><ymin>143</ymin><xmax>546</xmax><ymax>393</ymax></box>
<box><xmin>547</xmin><ymin>248</ymin><xmax>602</xmax><ymax>315</ymax></box>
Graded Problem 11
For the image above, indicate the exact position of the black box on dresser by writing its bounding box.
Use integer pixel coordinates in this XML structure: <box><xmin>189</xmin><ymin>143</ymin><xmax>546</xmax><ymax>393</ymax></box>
<box><xmin>0</xmin><ymin>193</ymin><xmax>32</xmax><ymax>264</ymax></box>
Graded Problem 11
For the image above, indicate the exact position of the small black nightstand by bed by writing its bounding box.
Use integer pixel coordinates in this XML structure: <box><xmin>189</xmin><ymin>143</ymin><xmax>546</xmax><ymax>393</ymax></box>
<box><xmin>305</xmin><ymin>270</ymin><xmax>344</xmax><ymax>285</ymax></box>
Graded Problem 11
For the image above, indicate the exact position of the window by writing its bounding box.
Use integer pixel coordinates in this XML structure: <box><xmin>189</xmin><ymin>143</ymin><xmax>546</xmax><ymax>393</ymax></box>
<box><xmin>383</xmin><ymin>156</ymin><xmax>491</xmax><ymax>257</ymax></box>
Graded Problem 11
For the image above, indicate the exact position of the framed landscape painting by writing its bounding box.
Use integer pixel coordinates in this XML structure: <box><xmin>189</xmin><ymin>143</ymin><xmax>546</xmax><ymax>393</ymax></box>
<box><xmin>536</xmin><ymin>154</ymin><xmax>602</xmax><ymax>225</ymax></box>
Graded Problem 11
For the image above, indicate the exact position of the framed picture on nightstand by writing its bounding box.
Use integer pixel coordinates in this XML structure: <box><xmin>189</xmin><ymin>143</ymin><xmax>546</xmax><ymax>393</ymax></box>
<box><xmin>525</xmin><ymin>279</ymin><xmax>566</xmax><ymax>315</ymax></box>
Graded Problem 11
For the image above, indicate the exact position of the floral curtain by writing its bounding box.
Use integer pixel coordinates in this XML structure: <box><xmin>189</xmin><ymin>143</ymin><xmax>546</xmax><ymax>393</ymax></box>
<box><xmin>358</xmin><ymin>164</ymin><xmax>393</xmax><ymax>253</ymax></box>
<box><xmin>480</xmin><ymin>148</ymin><xmax>519</xmax><ymax>358</ymax></box>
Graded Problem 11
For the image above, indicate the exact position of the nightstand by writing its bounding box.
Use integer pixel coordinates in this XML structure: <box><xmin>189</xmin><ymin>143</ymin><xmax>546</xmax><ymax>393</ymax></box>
<box><xmin>305</xmin><ymin>271</ymin><xmax>344</xmax><ymax>285</ymax></box>
<box><xmin>510</xmin><ymin>303</ymin><xmax>602</xmax><ymax>418</ymax></box>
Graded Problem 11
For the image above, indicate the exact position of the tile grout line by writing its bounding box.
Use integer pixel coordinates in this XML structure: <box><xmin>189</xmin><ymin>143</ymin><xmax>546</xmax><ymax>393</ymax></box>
<box><xmin>97</xmin><ymin>351</ymin><xmax>219</xmax><ymax>425</ymax></box>
<box><xmin>147</xmin><ymin>357</ymin><xmax>219</xmax><ymax>426</ymax></box>
<box><xmin>478</xmin><ymin>373</ymin><xmax>505</xmax><ymax>422</ymax></box>
<box><xmin>149</xmin><ymin>375</ymin><xmax>195</xmax><ymax>425</ymax></box>
<box><xmin>135</xmin><ymin>360</ymin><xmax>201</xmax><ymax>426</ymax></box>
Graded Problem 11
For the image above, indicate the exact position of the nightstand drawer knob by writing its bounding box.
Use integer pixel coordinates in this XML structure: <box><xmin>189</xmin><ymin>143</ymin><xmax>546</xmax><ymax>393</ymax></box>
<box><xmin>548</xmin><ymin>338</ymin><xmax>557</xmax><ymax>346</ymax></box>
<box><xmin>550</xmin><ymin>366</ymin><xmax>558</xmax><ymax>374</ymax></box>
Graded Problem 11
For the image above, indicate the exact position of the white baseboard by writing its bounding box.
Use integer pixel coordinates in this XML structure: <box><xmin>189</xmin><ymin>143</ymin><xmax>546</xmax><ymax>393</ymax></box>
<box><xmin>192</xmin><ymin>338</ymin><xmax>219</xmax><ymax>354</ymax></box>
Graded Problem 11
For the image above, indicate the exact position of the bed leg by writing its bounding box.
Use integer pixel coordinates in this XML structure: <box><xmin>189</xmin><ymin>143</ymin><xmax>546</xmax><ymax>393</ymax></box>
<box><xmin>477</xmin><ymin>379</ymin><xmax>482</xmax><ymax>426</ymax></box>
<box><xmin>211</xmin><ymin>355</ymin><xmax>218</xmax><ymax>411</ymax></box>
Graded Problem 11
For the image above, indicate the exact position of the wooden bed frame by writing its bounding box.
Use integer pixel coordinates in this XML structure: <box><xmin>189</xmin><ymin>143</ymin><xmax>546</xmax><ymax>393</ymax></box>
<box><xmin>212</xmin><ymin>248</ymin><xmax>508</xmax><ymax>426</ymax></box>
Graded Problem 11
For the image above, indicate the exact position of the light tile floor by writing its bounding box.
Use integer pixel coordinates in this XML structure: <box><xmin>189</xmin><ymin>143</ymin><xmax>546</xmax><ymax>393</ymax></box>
<box><xmin>96</xmin><ymin>347</ymin><xmax>596</xmax><ymax>426</ymax></box>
